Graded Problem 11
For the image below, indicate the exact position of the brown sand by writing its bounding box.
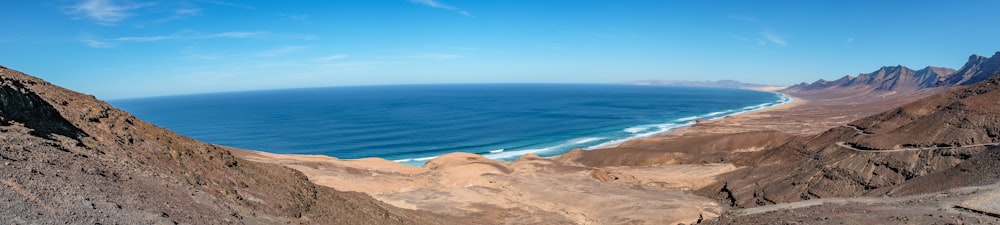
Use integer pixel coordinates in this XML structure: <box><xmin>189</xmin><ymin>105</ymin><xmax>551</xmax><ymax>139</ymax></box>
<box><xmin>229</xmin><ymin>88</ymin><xmax>962</xmax><ymax>224</ymax></box>
<box><xmin>232</xmin><ymin>149</ymin><xmax>727</xmax><ymax>224</ymax></box>
<box><xmin>224</xmin><ymin>92</ymin><xmax>820</xmax><ymax>224</ymax></box>
<box><xmin>225</xmin><ymin>92</ymin><xmax>830</xmax><ymax>224</ymax></box>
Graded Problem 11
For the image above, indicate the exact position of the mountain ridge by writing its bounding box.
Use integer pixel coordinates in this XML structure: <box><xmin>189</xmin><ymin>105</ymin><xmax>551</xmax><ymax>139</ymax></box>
<box><xmin>783</xmin><ymin>52</ymin><xmax>1000</xmax><ymax>99</ymax></box>
<box><xmin>941</xmin><ymin>52</ymin><xmax>1000</xmax><ymax>86</ymax></box>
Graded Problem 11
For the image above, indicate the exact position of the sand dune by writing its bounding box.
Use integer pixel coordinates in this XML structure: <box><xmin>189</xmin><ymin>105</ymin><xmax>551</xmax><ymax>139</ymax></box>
<box><xmin>233</xmin><ymin>149</ymin><xmax>728</xmax><ymax>224</ymax></box>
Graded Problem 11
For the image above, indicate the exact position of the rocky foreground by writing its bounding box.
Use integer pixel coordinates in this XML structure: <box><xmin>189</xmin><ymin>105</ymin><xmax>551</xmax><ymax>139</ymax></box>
<box><xmin>0</xmin><ymin>66</ymin><xmax>478</xmax><ymax>224</ymax></box>
<box><xmin>3</xmin><ymin>52</ymin><xmax>1000</xmax><ymax>224</ymax></box>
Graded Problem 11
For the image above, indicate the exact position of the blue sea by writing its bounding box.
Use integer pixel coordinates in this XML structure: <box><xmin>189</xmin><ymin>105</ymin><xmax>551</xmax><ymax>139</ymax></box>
<box><xmin>110</xmin><ymin>84</ymin><xmax>789</xmax><ymax>166</ymax></box>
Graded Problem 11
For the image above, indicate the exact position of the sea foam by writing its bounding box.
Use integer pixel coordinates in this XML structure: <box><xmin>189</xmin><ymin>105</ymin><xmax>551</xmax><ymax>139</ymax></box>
<box><xmin>116</xmin><ymin>84</ymin><xmax>788</xmax><ymax>167</ymax></box>
<box><xmin>391</xmin><ymin>91</ymin><xmax>793</xmax><ymax>166</ymax></box>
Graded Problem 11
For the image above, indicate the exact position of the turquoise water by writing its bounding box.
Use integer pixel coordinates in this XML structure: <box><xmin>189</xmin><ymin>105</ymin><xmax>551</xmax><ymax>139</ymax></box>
<box><xmin>111</xmin><ymin>84</ymin><xmax>788</xmax><ymax>166</ymax></box>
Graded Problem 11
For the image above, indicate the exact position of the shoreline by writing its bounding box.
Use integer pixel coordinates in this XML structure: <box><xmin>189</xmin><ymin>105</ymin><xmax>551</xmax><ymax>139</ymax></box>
<box><xmin>363</xmin><ymin>89</ymin><xmax>795</xmax><ymax>166</ymax></box>
<box><xmin>659</xmin><ymin>93</ymin><xmax>805</xmax><ymax>138</ymax></box>
<box><xmin>227</xmin><ymin>89</ymin><xmax>801</xmax><ymax>224</ymax></box>
<box><xmin>589</xmin><ymin>91</ymin><xmax>798</xmax><ymax>150</ymax></box>
<box><xmin>387</xmin><ymin>90</ymin><xmax>796</xmax><ymax>165</ymax></box>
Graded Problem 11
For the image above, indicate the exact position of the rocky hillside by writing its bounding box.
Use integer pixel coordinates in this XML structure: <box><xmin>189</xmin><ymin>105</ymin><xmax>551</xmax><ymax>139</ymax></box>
<box><xmin>783</xmin><ymin>52</ymin><xmax>1000</xmax><ymax>99</ymax></box>
<box><xmin>848</xmin><ymin>76</ymin><xmax>1000</xmax><ymax>149</ymax></box>
<box><xmin>0</xmin><ymin>66</ymin><xmax>472</xmax><ymax>224</ymax></box>
<box><xmin>701</xmin><ymin>71</ymin><xmax>1000</xmax><ymax>207</ymax></box>
<box><xmin>941</xmin><ymin>52</ymin><xmax>1000</xmax><ymax>86</ymax></box>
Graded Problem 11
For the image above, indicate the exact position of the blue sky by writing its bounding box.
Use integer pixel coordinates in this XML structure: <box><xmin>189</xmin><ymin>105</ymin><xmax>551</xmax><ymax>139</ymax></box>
<box><xmin>2</xmin><ymin>0</ymin><xmax>999</xmax><ymax>99</ymax></box>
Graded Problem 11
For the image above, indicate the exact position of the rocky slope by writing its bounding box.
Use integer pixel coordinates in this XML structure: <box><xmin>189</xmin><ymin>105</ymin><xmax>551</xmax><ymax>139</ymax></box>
<box><xmin>941</xmin><ymin>52</ymin><xmax>1000</xmax><ymax>86</ymax></box>
<box><xmin>0</xmin><ymin>66</ymin><xmax>473</xmax><ymax>224</ymax></box>
<box><xmin>700</xmin><ymin>71</ymin><xmax>1000</xmax><ymax>208</ymax></box>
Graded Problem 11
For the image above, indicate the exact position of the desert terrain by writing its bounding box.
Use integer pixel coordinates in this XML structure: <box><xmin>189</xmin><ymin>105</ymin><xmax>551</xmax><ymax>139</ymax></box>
<box><xmin>230</xmin><ymin>52</ymin><xmax>1000</xmax><ymax>224</ymax></box>
<box><xmin>4</xmin><ymin>52</ymin><xmax>1000</xmax><ymax>224</ymax></box>
<box><xmin>227</xmin><ymin>84</ymin><xmax>955</xmax><ymax>224</ymax></box>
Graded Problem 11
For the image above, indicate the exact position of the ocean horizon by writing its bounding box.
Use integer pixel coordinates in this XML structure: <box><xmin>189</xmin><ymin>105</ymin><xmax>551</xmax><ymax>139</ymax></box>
<box><xmin>111</xmin><ymin>83</ymin><xmax>789</xmax><ymax>166</ymax></box>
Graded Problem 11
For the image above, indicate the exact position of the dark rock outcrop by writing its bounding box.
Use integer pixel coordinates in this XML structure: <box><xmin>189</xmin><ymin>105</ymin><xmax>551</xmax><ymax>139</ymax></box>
<box><xmin>0</xmin><ymin>66</ymin><xmax>472</xmax><ymax>224</ymax></box>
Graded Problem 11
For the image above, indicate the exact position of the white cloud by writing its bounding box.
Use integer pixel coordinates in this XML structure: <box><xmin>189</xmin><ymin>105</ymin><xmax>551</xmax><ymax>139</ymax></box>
<box><xmin>846</xmin><ymin>37</ymin><xmax>855</xmax><ymax>44</ymax></box>
<box><xmin>68</xmin><ymin>0</ymin><xmax>152</xmax><ymax>25</ymax></box>
<box><xmin>114</xmin><ymin>35</ymin><xmax>176</xmax><ymax>42</ymax></box>
<box><xmin>405</xmin><ymin>53</ymin><xmax>461</xmax><ymax>60</ymax></box>
<box><xmin>761</xmin><ymin>31</ymin><xmax>787</xmax><ymax>46</ymax></box>
<box><xmin>256</xmin><ymin>46</ymin><xmax>309</xmax><ymax>57</ymax></box>
<box><xmin>203</xmin><ymin>31</ymin><xmax>267</xmax><ymax>38</ymax></box>
<box><xmin>80</xmin><ymin>31</ymin><xmax>267</xmax><ymax>48</ymax></box>
<box><xmin>204</xmin><ymin>0</ymin><xmax>256</xmax><ymax>10</ymax></box>
<box><xmin>152</xmin><ymin>6</ymin><xmax>201</xmax><ymax>23</ymax></box>
<box><xmin>81</xmin><ymin>38</ymin><xmax>113</xmax><ymax>48</ymax></box>
<box><xmin>406</xmin><ymin>0</ymin><xmax>471</xmax><ymax>17</ymax></box>
<box><xmin>318</xmin><ymin>54</ymin><xmax>349</xmax><ymax>61</ymax></box>
<box><xmin>175</xmin><ymin>8</ymin><xmax>201</xmax><ymax>16</ymax></box>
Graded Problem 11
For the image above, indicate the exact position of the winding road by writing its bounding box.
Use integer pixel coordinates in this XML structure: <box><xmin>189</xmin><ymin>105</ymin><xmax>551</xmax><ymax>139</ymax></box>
<box><xmin>835</xmin><ymin>125</ymin><xmax>1000</xmax><ymax>152</ymax></box>
<box><xmin>835</xmin><ymin>141</ymin><xmax>1000</xmax><ymax>153</ymax></box>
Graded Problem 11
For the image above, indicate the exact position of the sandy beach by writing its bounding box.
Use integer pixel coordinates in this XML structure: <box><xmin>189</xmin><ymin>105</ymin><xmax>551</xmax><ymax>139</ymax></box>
<box><xmin>225</xmin><ymin>90</ymin><xmax>826</xmax><ymax>224</ymax></box>
<box><xmin>226</xmin><ymin>87</ymin><xmax>949</xmax><ymax>224</ymax></box>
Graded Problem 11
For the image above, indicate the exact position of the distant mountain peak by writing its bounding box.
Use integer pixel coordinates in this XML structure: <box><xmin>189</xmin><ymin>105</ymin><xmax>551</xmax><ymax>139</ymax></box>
<box><xmin>941</xmin><ymin>52</ymin><xmax>1000</xmax><ymax>86</ymax></box>
<box><xmin>782</xmin><ymin>51</ymin><xmax>1000</xmax><ymax>99</ymax></box>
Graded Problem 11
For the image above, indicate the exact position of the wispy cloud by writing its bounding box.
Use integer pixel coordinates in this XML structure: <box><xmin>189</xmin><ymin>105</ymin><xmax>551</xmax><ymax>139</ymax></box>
<box><xmin>278</xmin><ymin>13</ymin><xmax>309</xmax><ymax>21</ymax></box>
<box><xmin>761</xmin><ymin>31</ymin><xmax>787</xmax><ymax>46</ymax></box>
<box><xmin>81</xmin><ymin>38</ymin><xmax>114</xmax><ymax>48</ymax></box>
<box><xmin>113</xmin><ymin>35</ymin><xmax>176</xmax><ymax>42</ymax></box>
<box><xmin>728</xmin><ymin>15</ymin><xmax>790</xmax><ymax>48</ymax></box>
<box><xmin>405</xmin><ymin>53</ymin><xmax>461</xmax><ymax>60</ymax></box>
<box><xmin>317</xmin><ymin>54</ymin><xmax>349</xmax><ymax>61</ymax></box>
<box><xmin>125</xmin><ymin>31</ymin><xmax>265</xmax><ymax>42</ymax></box>
<box><xmin>175</xmin><ymin>7</ymin><xmax>201</xmax><ymax>16</ymax></box>
<box><xmin>81</xmin><ymin>31</ymin><xmax>268</xmax><ymax>48</ymax></box>
<box><xmin>256</xmin><ymin>46</ymin><xmax>309</xmax><ymax>57</ymax></box>
<box><xmin>204</xmin><ymin>31</ymin><xmax>268</xmax><ymax>38</ymax></box>
<box><xmin>406</xmin><ymin>0</ymin><xmax>471</xmax><ymax>17</ymax></box>
<box><xmin>68</xmin><ymin>0</ymin><xmax>153</xmax><ymax>25</ymax></box>
<box><xmin>846</xmin><ymin>37</ymin><xmax>855</xmax><ymax>44</ymax></box>
<box><xmin>204</xmin><ymin>0</ymin><xmax>255</xmax><ymax>10</ymax></box>
<box><xmin>153</xmin><ymin>6</ymin><xmax>201</xmax><ymax>23</ymax></box>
